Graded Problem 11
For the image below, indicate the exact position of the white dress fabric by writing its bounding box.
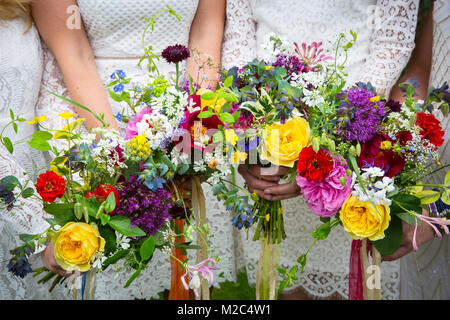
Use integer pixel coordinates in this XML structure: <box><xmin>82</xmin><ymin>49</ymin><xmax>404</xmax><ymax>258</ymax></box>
<box><xmin>221</xmin><ymin>0</ymin><xmax>420</xmax><ymax>299</ymax></box>
<box><xmin>34</xmin><ymin>0</ymin><xmax>240</xmax><ymax>300</ymax></box>
<box><xmin>0</xmin><ymin>18</ymin><xmax>50</xmax><ymax>299</ymax></box>
<box><xmin>400</xmin><ymin>0</ymin><xmax>450</xmax><ymax>300</ymax></box>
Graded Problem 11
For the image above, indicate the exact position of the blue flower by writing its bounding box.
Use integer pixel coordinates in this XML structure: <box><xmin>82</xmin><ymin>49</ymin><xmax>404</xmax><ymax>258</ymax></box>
<box><xmin>113</xmin><ymin>84</ymin><xmax>124</xmax><ymax>93</ymax></box>
<box><xmin>7</xmin><ymin>254</ymin><xmax>33</xmax><ymax>278</ymax></box>
<box><xmin>143</xmin><ymin>176</ymin><xmax>166</xmax><ymax>191</ymax></box>
<box><xmin>116</xmin><ymin>112</ymin><xmax>122</xmax><ymax>121</ymax></box>
<box><xmin>117</xmin><ymin>70</ymin><xmax>126</xmax><ymax>78</ymax></box>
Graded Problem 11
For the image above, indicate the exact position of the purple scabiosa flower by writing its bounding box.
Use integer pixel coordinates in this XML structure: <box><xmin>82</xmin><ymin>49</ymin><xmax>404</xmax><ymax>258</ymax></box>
<box><xmin>114</xmin><ymin>175</ymin><xmax>174</xmax><ymax>236</ymax></box>
<box><xmin>161</xmin><ymin>44</ymin><xmax>190</xmax><ymax>64</ymax></box>
<box><xmin>385</xmin><ymin>99</ymin><xmax>402</xmax><ymax>113</ymax></box>
<box><xmin>273</xmin><ymin>53</ymin><xmax>305</xmax><ymax>78</ymax></box>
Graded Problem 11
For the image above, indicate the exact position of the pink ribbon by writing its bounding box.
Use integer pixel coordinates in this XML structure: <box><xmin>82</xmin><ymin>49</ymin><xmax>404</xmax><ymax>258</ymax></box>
<box><xmin>348</xmin><ymin>239</ymin><xmax>364</xmax><ymax>300</ymax></box>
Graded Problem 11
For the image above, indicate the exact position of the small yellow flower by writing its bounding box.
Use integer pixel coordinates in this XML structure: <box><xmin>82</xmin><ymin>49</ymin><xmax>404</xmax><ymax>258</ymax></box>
<box><xmin>225</xmin><ymin>129</ymin><xmax>238</xmax><ymax>146</ymax></box>
<box><xmin>208</xmin><ymin>158</ymin><xmax>218</xmax><ymax>170</ymax></box>
<box><xmin>232</xmin><ymin>151</ymin><xmax>248</xmax><ymax>164</ymax></box>
<box><xmin>197</xmin><ymin>88</ymin><xmax>227</xmax><ymax>112</ymax></box>
<box><xmin>62</xmin><ymin>118</ymin><xmax>85</xmax><ymax>132</ymax></box>
<box><xmin>380</xmin><ymin>140</ymin><xmax>392</xmax><ymax>150</ymax></box>
<box><xmin>369</xmin><ymin>96</ymin><xmax>380</xmax><ymax>102</ymax></box>
<box><xmin>27</xmin><ymin>115</ymin><xmax>47</xmax><ymax>124</ymax></box>
<box><xmin>265</xmin><ymin>214</ymin><xmax>270</xmax><ymax>222</ymax></box>
<box><xmin>59</xmin><ymin>112</ymin><xmax>77</xmax><ymax>120</ymax></box>
<box><xmin>126</xmin><ymin>133</ymin><xmax>151</xmax><ymax>161</ymax></box>
<box><xmin>265</xmin><ymin>66</ymin><xmax>273</xmax><ymax>70</ymax></box>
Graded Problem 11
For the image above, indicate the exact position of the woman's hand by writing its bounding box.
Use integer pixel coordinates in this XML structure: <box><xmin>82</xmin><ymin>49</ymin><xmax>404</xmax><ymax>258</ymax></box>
<box><xmin>382</xmin><ymin>209</ymin><xmax>435</xmax><ymax>261</ymax></box>
<box><xmin>238</xmin><ymin>164</ymin><xmax>301</xmax><ymax>201</ymax></box>
<box><xmin>40</xmin><ymin>242</ymin><xmax>74</xmax><ymax>277</ymax></box>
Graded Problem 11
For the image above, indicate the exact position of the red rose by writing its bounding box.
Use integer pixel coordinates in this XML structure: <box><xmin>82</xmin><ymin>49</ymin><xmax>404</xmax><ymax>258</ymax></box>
<box><xmin>297</xmin><ymin>146</ymin><xmax>334</xmax><ymax>181</ymax></box>
<box><xmin>415</xmin><ymin>112</ymin><xmax>444</xmax><ymax>147</ymax></box>
<box><xmin>85</xmin><ymin>184</ymin><xmax>119</xmax><ymax>214</ymax></box>
<box><xmin>175</xmin><ymin>94</ymin><xmax>223</xmax><ymax>154</ymax></box>
<box><xmin>358</xmin><ymin>131</ymin><xmax>412</xmax><ymax>178</ymax></box>
<box><xmin>36</xmin><ymin>171</ymin><xmax>66</xmax><ymax>203</ymax></box>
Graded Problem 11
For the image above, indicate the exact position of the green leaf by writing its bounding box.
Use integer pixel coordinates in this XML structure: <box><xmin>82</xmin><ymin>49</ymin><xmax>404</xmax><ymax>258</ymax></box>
<box><xmin>108</xmin><ymin>216</ymin><xmax>146</xmax><ymax>237</ymax></box>
<box><xmin>312</xmin><ymin>222</ymin><xmax>331</xmax><ymax>240</ymax></box>
<box><xmin>223</xmin><ymin>75</ymin><xmax>233</xmax><ymax>88</ymax></box>
<box><xmin>98</xmin><ymin>224</ymin><xmax>117</xmax><ymax>255</ymax></box>
<box><xmin>371</xmin><ymin>215</ymin><xmax>402</xmax><ymax>256</ymax></box>
<box><xmin>396</xmin><ymin>212</ymin><xmax>419</xmax><ymax>226</ymax></box>
<box><xmin>415</xmin><ymin>190</ymin><xmax>441</xmax><ymax>205</ymax></box>
<box><xmin>12</xmin><ymin>122</ymin><xmax>18</xmax><ymax>134</ymax></box>
<box><xmin>390</xmin><ymin>193</ymin><xmax>421</xmax><ymax>215</ymax></box>
<box><xmin>445</xmin><ymin>171</ymin><xmax>450</xmax><ymax>186</ymax></box>
<box><xmin>1</xmin><ymin>175</ymin><xmax>21</xmax><ymax>191</ymax></box>
<box><xmin>28</xmin><ymin>130</ymin><xmax>53</xmax><ymax>151</ymax></box>
<box><xmin>219</xmin><ymin>112</ymin><xmax>235</xmax><ymax>124</ymax></box>
<box><xmin>43</xmin><ymin>203</ymin><xmax>75</xmax><ymax>226</ymax></box>
<box><xmin>103</xmin><ymin>192</ymin><xmax>116</xmax><ymax>214</ymax></box>
<box><xmin>201</xmin><ymin>92</ymin><xmax>216</xmax><ymax>101</ymax></box>
<box><xmin>442</xmin><ymin>189</ymin><xmax>450</xmax><ymax>205</ymax></box>
<box><xmin>3</xmin><ymin>137</ymin><xmax>13</xmax><ymax>154</ymax></box>
<box><xmin>139</xmin><ymin>236</ymin><xmax>155</xmax><ymax>261</ymax></box>
<box><xmin>21</xmin><ymin>187</ymin><xmax>35</xmax><ymax>198</ymax></box>
<box><xmin>197</xmin><ymin>110</ymin><xmax>214</xmax><ymax>119</ymax></box>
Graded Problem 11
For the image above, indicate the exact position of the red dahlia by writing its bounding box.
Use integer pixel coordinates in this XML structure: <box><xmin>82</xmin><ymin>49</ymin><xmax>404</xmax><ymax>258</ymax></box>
<box><xmin>297</xmin><ymin>146</ymin><xmax>333</xmax><ymax>181</ymax></box>
<box><xmin>415</xmin><ymin>112</ymin><xmax>444</xmax><ymax>147</ymax></box>
<box><xmin>36</xmin><ymin>171</ymin><xmax>66</xmax><ymax>203</ymax></box>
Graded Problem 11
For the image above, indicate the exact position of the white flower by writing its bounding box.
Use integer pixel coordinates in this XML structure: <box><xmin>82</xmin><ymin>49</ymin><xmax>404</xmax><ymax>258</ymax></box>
<box><xmin>115</xmin><ymin>231</ymin><xmax>131</xmax><ymax>250</ymax></box>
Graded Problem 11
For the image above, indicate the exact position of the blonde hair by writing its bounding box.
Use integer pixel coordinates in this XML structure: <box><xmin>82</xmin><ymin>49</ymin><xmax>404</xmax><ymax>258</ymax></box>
<box><xmin>0</xmin><ymin>0</ymin><xmax>32</xmax><ymax>31</ymax></box>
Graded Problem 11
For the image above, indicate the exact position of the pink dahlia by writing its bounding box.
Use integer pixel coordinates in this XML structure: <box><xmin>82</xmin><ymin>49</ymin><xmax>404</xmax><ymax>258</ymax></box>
<box><xmin>296</xmin><ymin>157</ymin><xmax>352</xmax><ymax>218</ymax></box>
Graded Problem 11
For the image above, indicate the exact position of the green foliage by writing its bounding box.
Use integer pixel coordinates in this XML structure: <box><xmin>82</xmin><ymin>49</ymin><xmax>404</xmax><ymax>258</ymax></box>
<box><xmin>211</xmin><ymin>270</ymin><xmax>256</xmax><ymax>300</ymax></box>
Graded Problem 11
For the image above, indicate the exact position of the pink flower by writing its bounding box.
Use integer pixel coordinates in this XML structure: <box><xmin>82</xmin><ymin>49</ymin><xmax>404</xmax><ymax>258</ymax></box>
<box><xmin>180</xmin><ymin>258</ymin><xmax>217</xmax><ymax>297</ymax></box>
<box><xmin>296</xmin><ymin>157</ymin><xmax>352</xmax><ymax>218</ymax></box>
<box><xmin>293</xmin><ymin>41</ymin><xmax>333</xmax><ymax>72</ymax></box>
<box><xmin>125</xmin><ymin>108</ymin><xmax>153</xmax><ymax>140</ymax></box>
<box><xmin>412</xmin><ymin>214</ymin><xmax>449</xmax><ymax>251</ymax></box>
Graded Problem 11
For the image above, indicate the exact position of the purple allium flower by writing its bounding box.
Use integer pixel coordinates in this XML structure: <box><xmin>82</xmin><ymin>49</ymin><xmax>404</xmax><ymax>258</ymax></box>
<box><xmin>161</xmin><ymin>44</ymin><xmax>190</xmax><ymax>64</ymax></box>
<box><xmin>114</xmin><ymin>175</ymin><xmax>173</xmax><ymax>236</ymax></box>
<box><xmin>339</xmin><ymin>87</ymin><xmax>387</xmax><ymax>143</ymax></box>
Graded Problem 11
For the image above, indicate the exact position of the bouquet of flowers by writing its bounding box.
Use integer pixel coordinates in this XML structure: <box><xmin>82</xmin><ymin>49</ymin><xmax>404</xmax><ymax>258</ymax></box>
<box><xmin>1</xmin><ymin>7</ymin><xmax>228</xmax><ymax>300</ymax></box>
<box><xmin>203</xmin><ymin>31</ymin><xmax>450</xmax><ymax>300</ymax></box>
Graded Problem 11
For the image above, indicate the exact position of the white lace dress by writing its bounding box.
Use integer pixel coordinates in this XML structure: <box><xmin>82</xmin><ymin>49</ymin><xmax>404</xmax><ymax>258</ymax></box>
<box><xmin>221</xmin><ymin>0</ymin><xmax>419</xmax><ymax>299</ymax></box>
<box><xmin>33</xmin><ymin>0</ymin><xmax>238</xmax><ymax>300</ymax></box>
<box><xmin>400</xmin><ymin>0</ymin><xmax>450</xmax><ymax>300</ymax></box>
<box><xmin>0</xmin><ymin>18</ymin><xmax>50</xmax><ymax>299</ymax></box>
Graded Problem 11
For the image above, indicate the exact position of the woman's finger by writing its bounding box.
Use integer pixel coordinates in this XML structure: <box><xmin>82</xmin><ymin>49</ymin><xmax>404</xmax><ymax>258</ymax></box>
<box><xmin>264</xmin><ymin>182</ymin><xmax>300</xmax><ymax>196</ymax></box>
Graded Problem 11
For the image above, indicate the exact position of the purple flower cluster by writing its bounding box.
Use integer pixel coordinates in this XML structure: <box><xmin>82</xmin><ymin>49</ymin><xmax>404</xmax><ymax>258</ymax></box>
<box><xmin>161</xmin><ymin>44</ymin><xmax>190</xmax><ymax>64</ymax></box>
<box><xmin>114</xmin><ymin>175</ymin><xmax>173</xmax><ymax>236</ymax></box>
<box><xmin>340</xmin><ymin>87</ymin><xmax>387</xmax><ymax>143</ymax></box>
<box><xmin>273</xmin><ymin>53</ymin><xmax>305</xmax><ymax>78</ymax></box>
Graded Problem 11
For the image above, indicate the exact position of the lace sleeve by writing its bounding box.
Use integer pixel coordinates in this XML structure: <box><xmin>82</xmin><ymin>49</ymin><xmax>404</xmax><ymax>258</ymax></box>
<box><xmin>361</xmin><ymin>0</ymin><xmax>420</xmax><ymax>96</ymax></box>
<box><xmin>0</xmin><ymin>144</ymin><xmax>49</xmax><ymax>236</ymax></box>
<box><xmin>221</xmin><ymin>0</ymin><xmax>257</xmax><ymax>69</ymax></box>
<box><xmin>35</xmin><ymin>44</ymin><xmax>88</xmax><ymax>152</ymax></box>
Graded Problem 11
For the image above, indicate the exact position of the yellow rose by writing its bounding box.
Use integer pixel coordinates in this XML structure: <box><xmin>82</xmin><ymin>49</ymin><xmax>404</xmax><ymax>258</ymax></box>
<box><xmin>52</xmin><ymin>222</ymin><xmax>105</xmax><ymax>272</ymax></box>
<box><xmin>259</xmin><ymin>117</ymin><xmax>310</xmax><ymax>167</ymax></box>
<box><xmin>197</xmin><ymin>88</ymin><xmax>227</xmax><ymax>112</ymax></box>
<box><xmin>340</xmin><ymin>195</ymin><xmax>390</xmax><ymax>241</ymax></box>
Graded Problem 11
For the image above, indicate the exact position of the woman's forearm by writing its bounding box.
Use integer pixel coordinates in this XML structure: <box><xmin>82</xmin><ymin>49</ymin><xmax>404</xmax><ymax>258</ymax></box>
<box><xmin>186</xmin><ymin>0</ymin><xmax>226</xmax><ymax>89</ymax></box>
<box><xmin>389</xmin><ymin>3</ymin><xmax>433</xmax><ymax>102</ymax></box>
<box><xmin>32</xmin><ymin>0</ymin><xmax>118</xmax><ymax>131</ymax></box>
